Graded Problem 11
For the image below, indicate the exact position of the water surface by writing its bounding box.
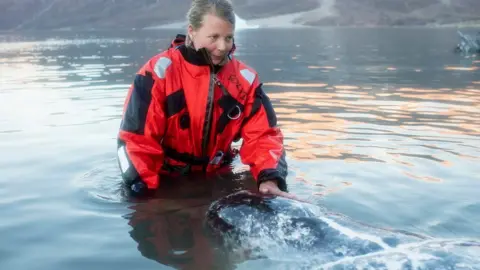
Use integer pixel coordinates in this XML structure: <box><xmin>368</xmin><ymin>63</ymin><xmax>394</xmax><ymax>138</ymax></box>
<box><xmin>0</xmin><ymin>28</ymin><xmax>479</xmax><ymax>269</ymax></box>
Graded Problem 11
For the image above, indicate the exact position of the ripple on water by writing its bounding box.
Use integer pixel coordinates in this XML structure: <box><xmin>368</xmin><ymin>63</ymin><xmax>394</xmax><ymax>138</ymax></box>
<box><xmin>71</xmin><ymin>158</ymin><xmax>126</xmax><ymax>205</ymax></box>
<box><xmin>221</xmin><ymin>194</ymin><xmax>480</xmax><ymax>270</ymax></box>
<box><xmin>263</xmin><ymin>82</ymin><xmax>480</xmax><ymax>236</ymax></box>
<box><xmin>266</xmin><ymin>84</ymin><xmax>480</xmax><ymax>168</ymax></box>
<box><xmin>316</xmin><ymin>239</ymin><xmax>480</xmax><ymax>270</ymax></box>
<box><xmin>2</xmin><ymin>29</ymin><xmax>480</xmax><ymax>270</ymax></box>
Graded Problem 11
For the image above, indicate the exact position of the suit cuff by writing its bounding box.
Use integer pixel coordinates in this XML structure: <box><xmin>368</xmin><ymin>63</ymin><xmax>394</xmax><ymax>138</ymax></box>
<box><xmin>257</xmin><ymin>169</ymin><xmax>288</xmax><ymax>192</ymax></box>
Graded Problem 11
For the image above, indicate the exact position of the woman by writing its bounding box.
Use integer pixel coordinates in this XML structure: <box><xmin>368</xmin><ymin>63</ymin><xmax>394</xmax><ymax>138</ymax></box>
<box><xmin>117</xmin><ymin>0</ymin><xmax>295</xmax><ymax>200</ymax></box>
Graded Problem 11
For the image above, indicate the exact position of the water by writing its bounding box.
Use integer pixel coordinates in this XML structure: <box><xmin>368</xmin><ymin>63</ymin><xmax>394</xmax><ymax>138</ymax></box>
<box><xmin>0</xmin><ymin>28</ymin><xmax>479</xmax><ymax>269</ymax></box>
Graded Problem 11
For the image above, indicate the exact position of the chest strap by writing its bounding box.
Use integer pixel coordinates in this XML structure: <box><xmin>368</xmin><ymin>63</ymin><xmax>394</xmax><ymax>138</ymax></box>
<box><xmin>163</xmin><ymin>146</ymin><xmax>210</xmax><ymax>166</ymax></box>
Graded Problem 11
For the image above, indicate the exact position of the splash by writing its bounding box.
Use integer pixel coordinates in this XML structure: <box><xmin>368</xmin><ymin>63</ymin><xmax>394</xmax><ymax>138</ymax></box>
<box><xmin>319</xmin><ymin>239</ymin><xmax>480</xmax><ymax>270</ymax></box>
<box><xmin>206</xmin><ymin>191</ymin><xmax>480</xmax><ymax>269</ymax></box>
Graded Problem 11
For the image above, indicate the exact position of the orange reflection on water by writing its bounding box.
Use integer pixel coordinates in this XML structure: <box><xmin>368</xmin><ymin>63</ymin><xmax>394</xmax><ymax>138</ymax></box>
<box><xmin>266</xmin><ymin>83</ymin><xmax>479</xmax><ymax>177</ymax></box>
<box><xmin>307</xmin><ymin>66</ymin><xmax>337</xmax><ymax>70</ymax></box>
<box><xmin>459</xmin><ymin>154</ymin><xmax>480</xmax><ymax>161</ymax></box>
<box><xmin>336</xmin><ymin>90</ymin><xmax>369</xmax><ymax>95</ymax></box>
<box><xmin>270</xmin><ymin>91</ymin><xmax>372</xmax><ymax>163</ymax></box>
<box><xmin>393</xmin><ymin>88</ymin><xmax>480</xmax><ymax>106</ymax></box>
<box><xmin>278</xmin><ymin>120</ymin><xmax>350</xmax><ymax>134</ymax></box>
<box><xmin>403</xmin><ymin>172</ymin><xmax>443</xmax><ymax>183</ymax></box>
<box><xmin>334</xmin><ymin>85</ymin><xmax>360</xmax><ymax>90</ymax></box>
<box><xmin>442</xmin><ymin>161</ymin><xmax>453</xmax><ymax>167</ymax></box>
<box><xmin>397</xmin><ymin>87</ymin><xmax>442</xmax><ymax>93</ymax></box>
<box><xmin>313</xmin><ymin>182</ymin><xmax>353</xmax><ymax>196</ymax></box>
<box><xmin>392</xmin><ymin>158</ymin><xmax>414</xmax><ymax>167</ymax></box>
<box><xmin>389</xmin><ymin>114</ymin><xmax>411</xmax><ymax>119</ymax></box>
<box><xmin>275</xmin><ymin>107</ymin><xmax>298</xmax><ymax>114</ymax></box>
<box><xmin>263</xmin><ymin>82</ymin><xmax>328</xmax><ymax>88</ymax></box>
<box><xmin>295</xmin><ymin>176</ymin><xmax>314</xmax><ymax>185</ymax></box>
<box><xmin>444</xmin><ymin>66</ymin><xmax>478</xmax><ymax>71</ymax></box>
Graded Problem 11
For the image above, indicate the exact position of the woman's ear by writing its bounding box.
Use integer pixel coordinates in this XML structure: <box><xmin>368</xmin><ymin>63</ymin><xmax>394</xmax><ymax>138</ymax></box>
<box><xmin>187</xmin><ymin>25</ymin><xmax>195</xmax><ymax>40</ymax></box>
<box><xmin>187</xmin><ymin>25</ymin><xmax>196</xmax><ymax>48</ymax></box>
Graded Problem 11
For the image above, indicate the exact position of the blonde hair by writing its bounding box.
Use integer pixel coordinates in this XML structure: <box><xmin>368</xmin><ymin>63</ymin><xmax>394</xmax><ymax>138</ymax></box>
<box><xmin>186</xmin><ymin>0</ymin><xmax>236</xmax><ymax>46</ymax></box>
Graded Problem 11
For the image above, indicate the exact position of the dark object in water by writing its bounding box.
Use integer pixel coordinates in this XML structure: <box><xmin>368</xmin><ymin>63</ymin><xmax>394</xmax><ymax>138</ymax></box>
<box><xmin>455</xmin><ymin>30</ymin><xmax>480</xmax><ymax>54</ymax></box>
<box><xmin>203</xmin><ymin>191</ymin><xmax>480</xmax><ymax>268</ymax></box>
<box><xmin>205</xmin><ymin>190</ymin><xmax>325</xmax><ymax>249</ymax></box>
<box><xmin>204</xmin><ymin>190</ymin><xmax>384</xmax><ymax>259</ymax></box>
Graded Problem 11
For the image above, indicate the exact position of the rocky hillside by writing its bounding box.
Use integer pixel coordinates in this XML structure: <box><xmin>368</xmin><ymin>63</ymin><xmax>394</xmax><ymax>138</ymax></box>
<box><xmin>1</xmin><ymin>0</ymin><xmax>479</xmax><ymax>30</ymax></box>
<box><xmin>296</xmin><ymin>0</ymin><xmax>480</xmax><ymax>27</ymax></box>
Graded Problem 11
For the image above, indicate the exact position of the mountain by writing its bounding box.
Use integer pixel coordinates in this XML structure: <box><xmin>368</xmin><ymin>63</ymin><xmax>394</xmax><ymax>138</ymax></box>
<box><xmin>1</xmin><ymin>0</ymin><xmax>479</xmax><ymax>30</ymax></box>
<box><xmin>293</xmin><ymin>0</ymin><xmax>480</xmax><ymax>27</ymax></box>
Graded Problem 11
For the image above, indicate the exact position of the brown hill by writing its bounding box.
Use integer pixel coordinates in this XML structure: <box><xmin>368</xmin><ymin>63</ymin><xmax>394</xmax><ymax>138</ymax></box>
<box><xmin>0</xmin><ymin>0</ymin><xmax>479</xmax><ymax>30</ymax></box>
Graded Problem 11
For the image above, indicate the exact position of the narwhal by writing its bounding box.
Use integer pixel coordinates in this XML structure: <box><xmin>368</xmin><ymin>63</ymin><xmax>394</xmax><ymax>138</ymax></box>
<box><xmin>203</xmin><ymin>190</ymin><xmax>480</xmax><ymax>269</ymax></box>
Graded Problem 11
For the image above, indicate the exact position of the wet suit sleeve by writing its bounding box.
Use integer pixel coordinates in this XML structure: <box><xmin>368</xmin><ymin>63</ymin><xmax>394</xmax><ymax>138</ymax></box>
<box><xmin>117</xmin><ymin>56</ymin><xmax>168</xmax><ymax>191</ymax></box>
<box><xmin>239</xmin><ymin>76</ymin><xmax>288</xmax><ymax>192</ymax></box>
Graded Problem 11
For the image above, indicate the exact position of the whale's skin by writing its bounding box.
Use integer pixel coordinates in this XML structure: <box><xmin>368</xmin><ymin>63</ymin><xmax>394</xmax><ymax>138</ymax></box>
<box><xmin>204</xmin><ymin>190</ymin><xmax>385</xmax><ymax>259</ymax></box>
<box><xmin>203</xmin><ymin>191</ymin><xmax>480</xmax><ymax>269</ymax></box>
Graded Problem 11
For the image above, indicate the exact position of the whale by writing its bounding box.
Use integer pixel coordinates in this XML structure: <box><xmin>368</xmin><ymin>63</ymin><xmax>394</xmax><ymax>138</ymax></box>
<box><xmin>203</xmin><ymin>190</ymin><xmax>480</xmax><ymax>269</ymax></box>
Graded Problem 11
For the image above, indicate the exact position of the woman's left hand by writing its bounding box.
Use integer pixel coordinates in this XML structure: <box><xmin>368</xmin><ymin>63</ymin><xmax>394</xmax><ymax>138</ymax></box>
<box><xmin>259</xmin><ymin>180</ymin><xmax>299</xmax><ymax>200</ymax></box>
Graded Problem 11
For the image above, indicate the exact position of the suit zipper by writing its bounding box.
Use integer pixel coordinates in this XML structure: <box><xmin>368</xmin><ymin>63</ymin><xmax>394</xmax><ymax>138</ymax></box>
<box><xmin>201</xmin><ymin>50</ymin><xmax>216</xmax><ymax>168</ymax></box>
<box><xmin>202</xmin><ymin>72</ymin><xmax>215</xmax><ymax>158</ymax></box>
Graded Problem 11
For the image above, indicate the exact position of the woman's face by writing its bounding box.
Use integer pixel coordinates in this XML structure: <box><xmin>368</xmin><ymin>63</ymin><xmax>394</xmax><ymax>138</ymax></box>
<box><xmin>188</xmin><ymin>13</ymin><xmax>234</xmax><ymax>65</ymax></box>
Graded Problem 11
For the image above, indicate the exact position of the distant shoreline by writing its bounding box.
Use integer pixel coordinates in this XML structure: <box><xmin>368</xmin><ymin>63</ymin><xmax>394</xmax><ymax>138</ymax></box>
<box><xmin>143</xmin><ymin>10</ymin><xmax>304</xmax><ymax>30</ymax></box>
<box><xmin>0</xmin><ymin>24</ymin><xmax>478</xmax><ymax>33</ymax></box>
<box><xmin>143</xmin><ymin>23</ymin><xmax>480</xmax><ymax>31</ymax></box>
<box><xmin>145</xmin><ymin>11</ymin><xmax>315</xmax><ymax>30</ymax></box>
<box><xmin>144</xmin><ymin>11</ymin><xmax>480</xmax><ymax>30</ymax></box>
<box><xmin>0</xmin><ymin>22</ymin><xmax>478</xmax><ymax>33</ymax></box>
<box><xmin>143</xmin><ymin>24</ymin><xmax>480</xmax><ymax>31</ymax></box>
<box><xmin>426</xmin><ymin>20</ymin><xmax>480</xmax><ymax>28</ymax></box>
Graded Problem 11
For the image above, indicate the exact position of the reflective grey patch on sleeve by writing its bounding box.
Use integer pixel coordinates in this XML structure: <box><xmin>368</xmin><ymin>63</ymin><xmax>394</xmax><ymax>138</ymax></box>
<box><xmin>240</xmin><ymin>69</ymin><xmax>255</xmax><ymax>86</ymax></box>
<box><xmin>117</xmin><ymin>145</ymin><xmax>130</xmax><ymax>173</ymax></box>
<box><xmin>154</xmin><ymin>57</ymin><xmax>172</xmax><ymax>79</ymax></box>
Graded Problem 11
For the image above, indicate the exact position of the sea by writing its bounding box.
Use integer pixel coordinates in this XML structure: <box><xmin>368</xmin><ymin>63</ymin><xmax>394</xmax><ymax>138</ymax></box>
<box><xmin>0</xmin><ymin>27</ymin><xmax>479</xmax><ymax>269</ymax></box>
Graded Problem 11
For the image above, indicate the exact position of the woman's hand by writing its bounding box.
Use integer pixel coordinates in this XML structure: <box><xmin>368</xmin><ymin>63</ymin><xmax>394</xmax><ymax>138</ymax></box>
<box><xmin>259</xmin><ymin>180</ymin><xmax>298</xmax><ymax>200</ymax></box>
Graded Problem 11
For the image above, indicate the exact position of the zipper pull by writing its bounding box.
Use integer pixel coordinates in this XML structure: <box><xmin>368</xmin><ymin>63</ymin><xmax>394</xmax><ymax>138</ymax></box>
<box><xmin>214</xmin><ymin>76</ymin><xmax>229</xmax><ymax>96</ymax></box>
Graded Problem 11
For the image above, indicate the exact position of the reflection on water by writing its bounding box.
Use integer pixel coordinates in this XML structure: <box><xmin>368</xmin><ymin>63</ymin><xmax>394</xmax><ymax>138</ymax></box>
<box><xmin>307</xmin><ymin>66</ymin><xmax>337</xmax><ymax>70</ymax></box>
<box><xmin>124</xmin><ymin>171</ymin><xmax>258</xmax><ymax>270</ymax></box>
<box><xmin>264</xmin><ymin>82</ymin><xmax>328</xmax><ymax>88</ymax></box>
<box><xmin>0</xmin><ymin>36</ymin><xmax>137</xmax><ymax>132</ymax></box>
<box><xmin>127</xmin><ymin>200</ymin><xmax>218</xmax><ymax>269</ymax></box>
<box><xmin>264</xmin><ymin>81</ymin><xmax>479</xmax><ymax>201</ymax></box>
<box><xmin>1</xmin><ymin>29</ymin><xmax>480</xmax><ymax>270</ymax></box>
<box><xmin>444</xmin><ymin>66</ymin><xmax>478</xmax><ymax>71</ymax></box>
<box><xmin>263</xmin><ymin>83</ymin><xmax>479</xmax><ymax>172</ymax></box>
